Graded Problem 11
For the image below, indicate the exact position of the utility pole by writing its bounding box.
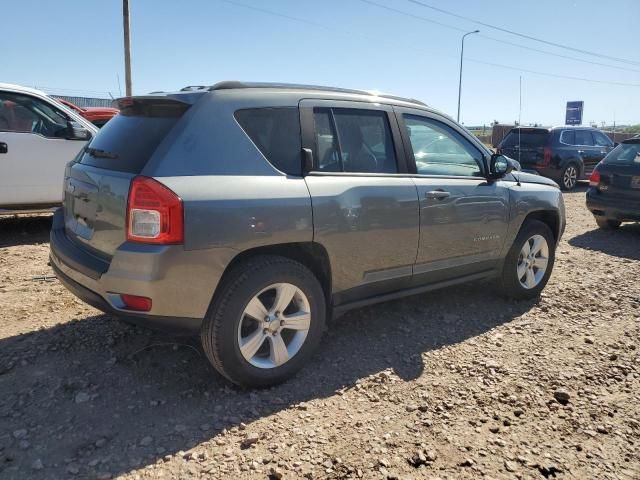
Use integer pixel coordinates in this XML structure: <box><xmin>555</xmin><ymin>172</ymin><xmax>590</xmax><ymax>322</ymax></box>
<box><xmin>123</xmin><ymin>0</ymin><xmax>132</xmax><ymax>96</ymax></box>
<box><xmin>457</xmin><ymin>29</ymin><xmax>479</xmax><ymax>123</ymax></box>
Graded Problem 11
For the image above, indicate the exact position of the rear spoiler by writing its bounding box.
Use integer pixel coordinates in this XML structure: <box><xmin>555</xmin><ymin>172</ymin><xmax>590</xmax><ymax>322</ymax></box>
<box><xmin>115</xmin><ymin>94</ymin><xmax>199</xmax><ymax>117</ymax></box>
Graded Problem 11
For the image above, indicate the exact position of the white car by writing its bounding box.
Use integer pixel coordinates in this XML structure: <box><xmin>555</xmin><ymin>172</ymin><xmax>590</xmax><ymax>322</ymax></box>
<box><xmin>0</xmin><ymin>83</ymin><xmax>98</xmax><ymax>213</ymax></box>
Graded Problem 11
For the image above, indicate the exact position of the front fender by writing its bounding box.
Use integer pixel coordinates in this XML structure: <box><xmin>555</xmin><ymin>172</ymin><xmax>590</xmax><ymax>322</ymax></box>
<box><xmin>501</xmin><ymin>183</ymin><xmax>565</xmax><ymax>257</ymax></box>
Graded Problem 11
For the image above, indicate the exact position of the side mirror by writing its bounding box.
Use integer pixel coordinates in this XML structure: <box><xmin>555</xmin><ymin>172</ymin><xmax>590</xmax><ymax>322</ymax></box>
<box><xmin>489</xmin><ymin>153</ymin><xmax>515</xmax><ymax>178</ymax></box>
<box><xmin>66</xmin><ymin>120</ymin><xmax>91</xmax><ymax>141</ymax></box>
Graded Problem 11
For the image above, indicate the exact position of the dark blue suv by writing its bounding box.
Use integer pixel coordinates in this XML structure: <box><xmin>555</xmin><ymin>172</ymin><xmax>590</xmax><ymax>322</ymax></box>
<box><xmin>498</xmin><ymin>126</ymin><xmax>614</xmax><ymax>190</ymax></box>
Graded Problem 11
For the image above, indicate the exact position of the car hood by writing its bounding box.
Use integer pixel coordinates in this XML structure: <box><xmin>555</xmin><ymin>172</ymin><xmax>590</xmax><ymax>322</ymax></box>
<box><xmin>510</xmin><ymin>171</ymin><xmax>559</xmax><ymax>188</ymax></box>
<box><xmin>83</xmin><ymin>107</ymin><xmax>119</xmax><ymax>114</ymax></box>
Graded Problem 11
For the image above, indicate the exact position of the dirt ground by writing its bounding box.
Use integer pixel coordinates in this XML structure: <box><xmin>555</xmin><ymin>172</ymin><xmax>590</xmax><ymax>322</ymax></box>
<box><xmin>0</xmin><ymin>185</ymin><xmax>638</xmax><ymax>480</ymax></box>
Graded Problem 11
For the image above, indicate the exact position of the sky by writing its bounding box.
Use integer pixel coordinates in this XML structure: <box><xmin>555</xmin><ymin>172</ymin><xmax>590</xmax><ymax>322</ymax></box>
<box><xmin>4</xmin><ymin>0</ymin><xmax>639</xmax><ymax>126</ymax></box>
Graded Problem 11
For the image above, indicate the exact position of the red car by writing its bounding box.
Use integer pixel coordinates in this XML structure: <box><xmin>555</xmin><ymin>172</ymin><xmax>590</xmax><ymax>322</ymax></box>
<box><xmin>56</xmin><ymin>98</ymin><xmax>119</xmax><ymax>128</ymax></box>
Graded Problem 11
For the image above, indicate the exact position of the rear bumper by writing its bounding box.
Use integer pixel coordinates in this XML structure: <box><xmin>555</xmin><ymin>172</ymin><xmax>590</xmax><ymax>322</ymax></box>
<box><xmin>586</xmin><ymin>189</ymin><xmax>640</xmax><ymax>222</ymax></box>
<box><xmin>49</xmin><ymin>208</ymin><xmax>233</xmax><ymax>334</ymax></box>
<box><xmin>50</xmin><ymin>261</ymin><xmax>201</xmax><ymax>334</ymax></box>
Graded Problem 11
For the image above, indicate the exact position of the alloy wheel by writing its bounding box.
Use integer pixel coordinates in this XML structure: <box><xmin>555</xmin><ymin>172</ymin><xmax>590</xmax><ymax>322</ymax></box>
<box><xmin>237</xmin><ymin>283</ymin><xmax>311</xmax><ymax>369</ymax></box>
<box><xmin>563</xmin><ymin>165</ymin><xmax>577</xmax><ymax>189</ymax></box>
<box><xmin>517</xmin><ymin>234</ymin><xmax>549</xmax><ymax>289</ymax></box>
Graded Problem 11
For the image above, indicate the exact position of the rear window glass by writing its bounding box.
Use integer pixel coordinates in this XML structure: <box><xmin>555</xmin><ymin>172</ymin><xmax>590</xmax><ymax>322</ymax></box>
<box><xmin>235</xmin><ymin>108</ymin><xmax>302</xmax><ymax>176</ymax></box>
<box><xmin>79</xmin><ymin>113</ymin><xmax>182</xmax><ymax>174</ymax></box>
<box><xmin>501</xmin><ymin>130</ymin><xmax>549</xmax><ymax>148</ymax></box>
<box><xmin>604</xmin><ymin>142</ymin><xmax>640</xmax><ymax>164</ymax></box>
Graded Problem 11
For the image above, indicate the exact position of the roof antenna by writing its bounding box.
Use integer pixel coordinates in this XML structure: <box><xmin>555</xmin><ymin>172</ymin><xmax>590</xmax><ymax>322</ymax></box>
<box><xmin>516</xmin><ymin>76</ymin><xmax>522</xmax><ymax>186</ymax></box>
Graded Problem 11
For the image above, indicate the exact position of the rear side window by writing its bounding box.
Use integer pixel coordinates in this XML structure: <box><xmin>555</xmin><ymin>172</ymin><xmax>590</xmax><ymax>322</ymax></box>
<box><xmin>575</xmin><ymin>130</ymin><xmax>594</xmax><ymax>146</ymax></box>
<box><xmin>79</xmin><ymin>99</ymin><xmax>187</xmax><ymax>174</ymax></box>
<box><xmin>501</xmin><ymin>130</ymin><xmax>549</xmax><ymax>148</ymax></box>
<box><xmin>312</xmin><ymin>108</ymin><xmax>398</xmax><ymax>173</ymax></box>
<box><xmin>235</xmin><ymin>108</ymin><xmax>302</xmax><ymax>176</ymax></box>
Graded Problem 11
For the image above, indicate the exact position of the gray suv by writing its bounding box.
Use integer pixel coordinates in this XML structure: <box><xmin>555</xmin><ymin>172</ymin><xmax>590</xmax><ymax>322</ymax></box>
<box><xmin>50</xmin><ymin>82</ymin><xmax>566</xmax><ymax>387</ymax></box>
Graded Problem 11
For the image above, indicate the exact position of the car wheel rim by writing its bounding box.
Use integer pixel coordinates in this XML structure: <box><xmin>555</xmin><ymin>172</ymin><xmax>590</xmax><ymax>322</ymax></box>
<box><xmin>517</xmin><ymin>234</ymin><xmax>549</xmax><ymax>289</ymax></box>
<box><xmin>237</xmin><ymin>283</ymin><xmax>311</xmax><ymax>369</ymax></box>
<box><xmin>563</xmin><ymin>166</ymin><xmax>577</xmax><ymax>189</ymax></box>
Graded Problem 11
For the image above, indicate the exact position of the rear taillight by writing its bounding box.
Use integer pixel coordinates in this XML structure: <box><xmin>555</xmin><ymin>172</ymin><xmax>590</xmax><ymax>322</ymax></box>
<box><xmin>589</xmin><ymin>169</ymin><xmax>601</xmax><ymax>187</ymax></box>
<box><xmin>539</xmin><ymin>147</ymin><xmax>552</xmax><ymax>167</ymax></box>
<box><xmin>120</xmin><ymin>294</ymin><xmax>152</xmax><ymax>312</ymax></box>
<box><xmin>127</xmin><ymin>176</ymin><xmax>183</xmax><ymax>244</ymax></box>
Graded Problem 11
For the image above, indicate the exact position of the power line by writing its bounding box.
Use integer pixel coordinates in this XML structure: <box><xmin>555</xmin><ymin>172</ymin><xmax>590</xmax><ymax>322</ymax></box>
<box><xmin>360</xmin><ymin>0</ymin><xmax>640</xmax><ymax>73</ymax></box>
<box><xmin>216</xmin><ymin>0</ymin><xmax>640</xmax><ymax>87</ymax></box>
<box><xmin>406</xmin><ymin>0</ymin><xmax>640</xmax><ymax>67</ymax></box>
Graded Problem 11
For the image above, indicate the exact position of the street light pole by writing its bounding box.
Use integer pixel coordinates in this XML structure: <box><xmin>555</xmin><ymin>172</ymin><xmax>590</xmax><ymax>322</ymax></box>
<box><xmin>123</xmin><ymin>0</ymin><xmax>132</xmax><ymax>96</ymax></box>
<box><xmin>457</xmin><ymin>29</ymin><xmax>479</xmax><ymax>123</ymax></box>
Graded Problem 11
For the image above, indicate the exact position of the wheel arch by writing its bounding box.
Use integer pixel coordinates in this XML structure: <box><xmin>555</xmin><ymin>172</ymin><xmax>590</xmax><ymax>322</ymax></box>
<box><xmin>214</xmin><ymin>242</ymin><xmax>332</xmax><ymax>310</ymax></box>
<box><xmin>560</xmin><ymin>157</ymin><xmax>583</xmax><ymax>177</ymax></box>
<box><xmin>522</xmin><ymin>209</ymin><xmax>561</xmax><ymax>243</ymax></box>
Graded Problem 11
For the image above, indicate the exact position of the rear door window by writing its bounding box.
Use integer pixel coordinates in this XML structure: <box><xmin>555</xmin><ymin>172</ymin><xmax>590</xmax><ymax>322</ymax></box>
<box><xmin>79</xmin><ymin>100</ymin><xmax>187</xmax><ymax>174</ymax></box>
<box><xmin>575</xmin><ymin>130</ymin><xmax>594</xmax><ymax>146</ymax></box>
<box><xmin>560</xmin><ymin>130</ymin><xmax>575</xmax><ymax>145</ymax></box>
<box><xmin>312</xmin><ymin>108</ymin><xmax>398</xmax><ymax>173</ymax></box>
<box><xmin>234</xmin><ymin>107</ymin><xmax>302</xmax><ymax>176</ymax></box>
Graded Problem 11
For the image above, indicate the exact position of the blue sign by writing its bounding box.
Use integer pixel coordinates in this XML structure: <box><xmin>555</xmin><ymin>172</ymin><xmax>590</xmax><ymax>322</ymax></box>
<box><xmin>565</xmin><ymin>101</ymin><xmax>584</xmax><ymax>125</ymax></box>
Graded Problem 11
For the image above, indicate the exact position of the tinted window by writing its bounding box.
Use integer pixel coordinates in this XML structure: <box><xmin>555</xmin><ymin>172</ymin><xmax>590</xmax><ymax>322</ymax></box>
<box><xmin>593</xmin><ymin>131</ymin><xmax>613</xmax><ymax>147</ymax></box>
<box><xmin>0</xmin><ymin>92</ymin><xmax>68</xmax><ymax>138</ymax></box>
<box><xmin>404</xmin><ymin>115</ymin><xmax>483</xmax><ymax>177</ymax></box>
<box><xmin>79</xmin><ymin>105</ymin><xmax>183</xmax><ymax>174</ymax></box>
<box><xmin>575</xmin><ymin>130</ymin><xmax>594</xmax><ymax>146</ymax></box>
<box><xmin>235</xmin><ymin>108</ymin><xmax>302</xmax><ymax>176</ymax></box>
<box><xmin>501</xmin><ymin>130</ymin><xmax>549</xmax><ymax>148</ymax></box>
<box><xmin>560</xmin><ymin>130</ymin><xmax>575</xmax><ymax>145</ymax></box>
<box><xmin>603</xmin><ymin>142</ymin><xmax>640</xmax><ymax>164</ymax></box>
<box><xmin>312</xmin><ymin>108</ymin><xmax>397</xmax><ymax>173</ymax></box>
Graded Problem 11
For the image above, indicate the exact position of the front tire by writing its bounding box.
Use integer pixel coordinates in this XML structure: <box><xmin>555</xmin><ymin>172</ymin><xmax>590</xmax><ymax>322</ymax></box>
<box><xmin>560</xmin><ymin>163</ymin><xmax>579</xmax><ymax>190</ymax></box>
<box><xmin>595</xmin><ymin>217</ymin><xmax>621</xmax><ymax>230</ymax></box>
<box><xmin>496</xmin><ymin>220</ymin><xmax>556</xmax><ymax>300</ymax></box>
<box><xmin>201</xmin><ymin>255</ymin><xmax>326</xmax><ymax>387</ymax></box>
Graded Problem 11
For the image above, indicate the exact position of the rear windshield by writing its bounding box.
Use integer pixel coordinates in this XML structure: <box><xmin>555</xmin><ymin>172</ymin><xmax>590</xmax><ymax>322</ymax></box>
<box><xmin>603</xmin><ymin>142</ymin><xmax>640</xmax><ymax>164</ymax></box>
<box><xmin>501</xmin><ymin>130</ymin><xmax>549</xmax><ymax>148</ymax></box>
<box><xmin>79</xmin><ymin>100</ymin><xmax>187</xmax><ymax>174</ymax></box>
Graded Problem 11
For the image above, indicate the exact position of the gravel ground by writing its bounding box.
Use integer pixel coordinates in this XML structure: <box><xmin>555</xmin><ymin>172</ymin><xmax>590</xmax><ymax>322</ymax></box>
<box><xmin>0</xmin><ymin>186</ymin><xmax>638</xmax><ymax>480</ymax></box>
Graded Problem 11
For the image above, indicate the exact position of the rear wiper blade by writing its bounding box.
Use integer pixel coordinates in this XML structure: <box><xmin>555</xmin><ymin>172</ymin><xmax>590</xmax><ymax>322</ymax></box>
<box><xmin>85</xmin><ymin>147</ymin><xmax>119</xmax><ymax>159</ymax></box>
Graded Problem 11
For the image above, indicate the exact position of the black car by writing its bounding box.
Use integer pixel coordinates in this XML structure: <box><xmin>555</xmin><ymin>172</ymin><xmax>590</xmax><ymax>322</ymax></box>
<box><xmin>587</xmin><ymin>137</ymin><xmax>640</xmax><ymax>229</ymax></box>
<box><xmin>498</xmin><ymin>126</ymin><xmax>614</xmax><ymax>190</ymax></box>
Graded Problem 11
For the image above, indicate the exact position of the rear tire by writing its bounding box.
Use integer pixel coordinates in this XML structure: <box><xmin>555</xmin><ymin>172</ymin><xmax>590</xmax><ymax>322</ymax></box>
<box><xmin>560</xmin><ymin>163</ymin><xmax>579</xmax><ymax>190</ymax></box>
<box><xmin>496</xmin><ymin>220</ymin><xmax>556</xmax><ymax>300</ymax></box>
<box><xmin>201</xmin><ymin>255</ymin><xmax>326</xmax><ymax>388</ymax></box>
<box><xmin>595</xmin><ymin>217</ymin><xmax>621</xmax><ymax>230</ymax></box>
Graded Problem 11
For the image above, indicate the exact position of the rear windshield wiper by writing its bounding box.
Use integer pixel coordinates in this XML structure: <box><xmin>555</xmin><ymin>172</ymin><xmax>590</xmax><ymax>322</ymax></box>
<box><xmin>85</xmin><ymin>147</ymin><xmax>119</xmax><ymax>159</ymax></box>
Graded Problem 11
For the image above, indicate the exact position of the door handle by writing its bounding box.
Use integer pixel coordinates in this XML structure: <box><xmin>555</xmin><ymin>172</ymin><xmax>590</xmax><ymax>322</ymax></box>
<box><xmin>577</xmin><ymin>150</ymin><xmax>585</xmax><ymax>154</ymax></box>
<box><xmin>0</xmin><ymin>142</ymin><xmax>7</xmax><ymax>154</ymax></box>
<box><xmin>425</xmin><ymin>190</ymin><xmax>450</xmax><ymax>200</ymax></box>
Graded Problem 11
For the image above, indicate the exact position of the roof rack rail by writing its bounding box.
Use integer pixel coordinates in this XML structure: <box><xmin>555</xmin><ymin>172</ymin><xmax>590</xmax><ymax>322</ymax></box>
<box><xmin>208</xmin><ymin>81</ymin><xmax>427</xmax><ymax>107</ymax></box>
<box><xmin>180</xmin><ymin>85</ymin><xmax>208</xmax><ymax>91</ymax></box>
